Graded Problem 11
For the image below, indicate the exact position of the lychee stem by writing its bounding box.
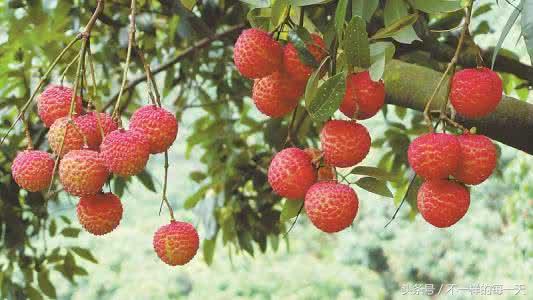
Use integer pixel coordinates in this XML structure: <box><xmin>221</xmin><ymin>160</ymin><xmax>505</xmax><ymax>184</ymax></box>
<box><xmin>60</xmin><ymin>52</ymin><xmax>81</xmax><ymax>86</ymax></box>
<box><xmin>161</xmin><ymin>151</ymin><xmax>175</xmax><ymax>221</ymax></box>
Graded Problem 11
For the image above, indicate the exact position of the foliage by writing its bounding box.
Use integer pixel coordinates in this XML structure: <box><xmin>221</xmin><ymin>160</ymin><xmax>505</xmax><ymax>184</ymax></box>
<box><xmin>0</xmin><ymin>0</ymin><xmax>531</xmax><ymax>298</ymax></box>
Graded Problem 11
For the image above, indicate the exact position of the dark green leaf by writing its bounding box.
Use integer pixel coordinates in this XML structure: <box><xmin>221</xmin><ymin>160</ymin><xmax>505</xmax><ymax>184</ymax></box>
<box><xmin>48</xmin><ymin>220</ymin><xmax>56</xmax><ymax>237</ymax></box>
<box><xmin>184</xmin><ymin>185</ymin><xmax>210</xmax><ymax>209</ymax></box>
<box><xmin>203</xmin><ymin>237</ymin><xmax>216</xmax><ymax>265</ymax></box>
<box><xmin>37</xmin><ymin>271</ymin><xmax>56</xmax><ymax>299</ymax></box>
<box><xmin>335</xmin><ymin>0</ymin><xmax>349</xmax><ymax>40</ymax></box>
<box><xmin>352</xmin><ymin>0</ymin><xmax>379</xmax><ymax>22</ymax></box>
<box><xmin>291</xmin><ymin>0</ymin><xmax>329</xmax><ymax>6</ymax></box>
<box><xmin>371</xmin><ymin>14</ymin><xmax>418</xmax><ymax>40</ymax></box>
<box><xmin>410</xmin><ymin>0</ymin><xmax>464</xmax><ymax>13</ymax></box>
<box><xmin>136</xmin><ymin>170</ymin><xmax>156</xmax><ymax>192</ymax></box>
<box><xmin>343</xmin><ymin>16</ymin><xmax>370</xmax><ymax>70</ymax></box>
<box><xmin>25</xmin><ymin>286</ymin><xmax>44</xmax><ymax>300</ymax></box>
<box><xmin>181</xmin><ymin>0</ymin><xmax>198</xmax><ymax>10</ymax></box>
<box><xmin>190</xmin><ymin>171</ymin><xmax>207</xmax><ymax>183</ymax></box>
<box><xmin>70</xmin><ymin>247</ymin><xmax>98</xmax><ymax>264</ymax></box>
<box><xmin>383</xmin><ymin>0</ymin><xmax>420</xmax><ymax>44</ymax></box>
<box><xmin>271</xmin><ymin>0</ymin><xmax>289</xmax><ymax>28</ymax></box>
<box><xmin>60</xmin><ymin>228</ymin><xmax>80</xmax><ymax>238</ymax></box>
<box><xmin>288</xmin><ymin>27</ymin><xmax>320</xmax><ymax>68</ymax></box>
<box><xmin>304</xmin><ymin>57</ymin><xmax>330</xmax><ymax>107</ymax></box>
<box><xmin>355</xmin><ymin>177</ymin><xmax>393</xmax><ymax>198</ymax></box>
<box><xmin>280</xmin><ymin>199</ymin><xmax>304</xmax><ymax>221</ymax></box>
<box><xmin>307</xmin><ymin>72</ymin><xmax>346</xmax><ymax>122</ymax></box>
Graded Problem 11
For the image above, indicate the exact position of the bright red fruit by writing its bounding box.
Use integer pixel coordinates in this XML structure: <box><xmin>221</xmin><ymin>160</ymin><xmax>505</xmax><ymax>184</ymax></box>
<box><xmin>252</xmin><ymin>72</ymin><xmax>300</xmax><ymax>118</ymax></box>
<box><xmin>450</xmin><ymin>67</ymin><xmax>503</xmax><ymax>118</ymax></box>
<box><xmin>37</xmin><ymin>85</ymin><xmax>83</xmax><ymax>127</ymax></box>
<box><xmin>304</xmin><ymin>182</ymin><xmax>359</xmax><ymax>233</ymax></box>
<box><xmin>283</xmin><ymin>33</ymin><xmax>327</xmax><ymax>82</ymax></box>
<box><xmin>340</xmin><ymin>71</ymin><xmax>385</xmax><ymax>120</ymax></box>
<box><xmin>100</xmin><ymin>129</ymin><xmax>151</xmax><ymax>177</ymax></box>
<box><xmin>130</xmin><ymin>105</ymin><xmax>178</xmax><ymax>154</ymax></box>
<box><xmin>320</xmin><ymin>120</ymin><xmax>371</xmax><ymax>168</ymax></box>
<box><xmin>453</xmin><ymin>134</ymin><xmax>497</xmax><ymax>185</ymax></box>
<box><xmin>12</xmin><ymin>150</ymin><xmax>54</xmax><ymax>192</ymax></box>
<box><xmin>48</xmin><ymin>117</ymin><xmax>85</xmax><ymax>157</ymax></box>
<box><xmin>76</xmin><ymin>112</ymin><xmax>118</xmax><ymax>150</ymax></box>
<box><xmin>417</xmin><ymin>179</ymin><xmax>470</xmax><ymax>228</ymax></box>
<box><xmin>407</xmin><ymin>133</ymin><xmax>460</xmax><ymax>179</ymax></box>
<box><xmin>59</xmin><ymin>149</ymin><xmax>109</xmax><ymax>196</ymax></box>
<box><xmin>77</xmin><ymin>192</ymin><xmax>123</xmax><ymax>235</ymax></box>
<box><xmin>233</xmin><ymin>28</ymin><xmax>283</xmax><ymax>79</ymax></box>
<box><xmin>153</xmin><ymin>221</ymin><xmax>199</xmax><ymax>266</ymax></box>
<box><xmin>268</xmin><ymin>147</ymin><xmax>317</xmax><ymax>200</ymax></box>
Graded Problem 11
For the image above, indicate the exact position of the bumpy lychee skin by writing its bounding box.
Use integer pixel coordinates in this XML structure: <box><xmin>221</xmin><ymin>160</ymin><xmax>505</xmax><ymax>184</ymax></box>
<box><xmin>452</xmin><ymin>134</ymin><xmax>497</xmax><ymax>185</ymax></box>
<box><xmin>12</xmin><ymin>150</ymin><xmax>54</xmax><ymax>192</ymax></box>
<box><xmin>233</xmin><ymin>28</ymin><xmax>283</xmax><ymax>79</ymax></box>
<box><xmin>304</xmin><ymin>182</ymin><xmax>358</xmax><ymax>233</ymax></box>
<box><xmin>59</xmin><ymin>149</ymin><xmax>109</xmax><ymax>197</ymax></box>
<box><xmin>100</xmin><ymin>129</ymin><xmax>150</xmax><ymax>177</ymax></box>
<box><xmin>77</xmin><ymin>192</ymin><xmax>123</xmax><ymax>236</ymax></box>
<box><xmin>252</xmin><ymin>72</ymin><xmax>299</xmax><ymax>118</ymax></box>
<box><xmin>75</xmin><ymin>112</ymin><xmax>118</xmax><ymax>150</ymax></box>
<box><xmin>37</xmin><ymin>85</ymin><xmax>83</xmax><ymax>127</ymax></box>
<box><xmin>48</xmin><ymin>117</ymin><xmax>85</xmax><ymax>157</ymax></box>
<box><xmin>450</xmin><ymin>67</ymin><xmax>503</xmax><ymax>118</ymax></box>
<box><xmin>417</xmin><ymin>179</ymin><xmax>470</xmax><ymax>228</ymax></box>
<box><xmin>153</xmin><ymin>221</ymin><xmax>200</xmax><ymax>266</ymax></box>
<box><xmin>407</xmin><ymin>133</ymin><xmax>461</xmax><ymax>180</ymax></box>
<box><xmin>320</xmin><ymin>120</ymin><xmax>371</xmax><ymax>168</ymax></box>
<box><xmin>340</xmin><ymin>71</ymin><xmax>385</xmax><ymax>120</ymax></box>
<box><xmin>268</xmin><ymin>147</ymin><xmax>317</xmax><ymax>200</ymax></box>
<box><xmin>129</xmin><ymin>105</ymin><xmax>178</xmax><ymax>154</ymax></box>
<box><xmin>283</xmin><ymin>33</ymin><xmax>327</xmax><ymax>82</ymax></box>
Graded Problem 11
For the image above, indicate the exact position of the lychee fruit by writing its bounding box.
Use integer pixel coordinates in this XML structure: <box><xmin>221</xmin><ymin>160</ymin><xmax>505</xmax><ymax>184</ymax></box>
<box><xmin>407</xmin><ymin>133</ymin><xmax>460</xmax><ymax>180</ymax></box>
<box><xmin>77</xmin><ymin>192</ymin><xmax>123</xmax><ymax>235</ymax></box>
<box><xmin>129</xmin><ymin>105</ymin><xmax>178</xmax><ymax>154</ymax></box>
<box><xmin>304</xmin><ymin>182</ymin><xmax>359</xmax><ymax>233</ymax></box>
<box><xmin>11</xmin><ymin>150</ymin><xmax>54</xmax><ymax>192</ymax></box>
<box><xmin>233</xmin><ymin>28</ymin><xmax>283</xmax><ymax>79</ymax></box>
<box><xmin>99</xmin><ymin>129</ymin><xmax>150</xmax><ymax>177</ymax></box>
<box><xmin>252</xmin><ymin>72</ymin><xmax>301</xmax><ymax>118</ymax></box>
<box><xmin>153</xmin><ymin>221</ymin><xmax>200</xmax><ymax>266</ymax></box>
<box><xmin>340</xmin><ymin>71</ymin><xmax>385</xmax><ymax>120</ymax></box>
<box><xmin>37</xmin><ymin>84</ymin><xmax>83</xmax><ymax>127</ymax></box>
<box><xmin>450</xmin><ymin>67</ymin><xmax>503</xmax><ymax>118</ymax></box>
<box><xmin>452</xmin><ymin>133</ymin><xmax>497</xmax><ymax>185</ymax></box>
<box><xmin>268</xmin><ymin>147</ymin><xmax>317</xmax><ymax>200</ymax></box>
<box><xmin>75</xmin><ymin>112</ymin><xmax>118</xmax><ymax>150</ymax></box>
<box><xmin>283</xmin><ymin>33</ymin><xmax>327</xmax><ymax>82</ymax></box>
<box><xmin>59</xmin><ymin>149</ymin><xmax>109</xmax><ymax>196</ymax></box>
<box><xmin>417</xmin><ymin>179</ymin><xmax>470</xmax><ymax>228</ymax></box>
<box><xmin>320</xmin><ymin>120</ymin><xmax>371</xmax><ymax>168</ymax></box>
<box><xmin>48</xmin><ymin>117</ymin><xmax>85</xmax><ymax>157</ymax></box>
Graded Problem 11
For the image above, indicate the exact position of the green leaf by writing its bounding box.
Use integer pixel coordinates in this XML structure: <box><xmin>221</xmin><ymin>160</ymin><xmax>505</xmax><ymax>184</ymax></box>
<box><xmin>410</xmin><ymin>0</ymin><xmax>464</xmax><ymax>13</ymax></box>
<box><xmin>271</xmin><ymin>0</ymin><xmax>289</xmax><ymax>28</ymax></box>
<box><xmin>70</xmin><ymin>247</ymin><xmax>98</xmax><ymax>264</ymax></box>
<box><xmin>181</xmin><ymin>0</ymin><xmax>198</xmax><ymax>10</ymax></box>
<box><xmin>352</xmin><ymin>0</ymin><xmax>379</xmax><ymax>22</ymax></box>
<box><xmin>25</xmin><ymin>286</ymin><xmax>44</xmax><ymax>300</ymax></box>
<box><xmin>184</xmin><ymin>185</ymin><xmax>210</xmax><ymax>209</ymax></box>
<box><xmin>343</xmin><ymin>16</ymin><xmax>370</xmax><ymax>70</ymax></box>
<box><xmin>288</xmin><ymin>27</ymin><xmax>320</xmax><ymax>68</ymax></box>
<box><xmin>60</xmin><ymin>228</ymin><xmax>80</xmax><ymax>238</ymax></box>
<box><xmin>136</xmin><ymin>170</ymin><xmax>156</xmax><ymax>192</ymax></box>
<box><xmin>37</xmin><ymin>270</ymin><xmax>56</xmax><ymax>299</ymax></box>
<box><xmin>368</xmin><ymin>42</ymin><xmax>395</xmax><ymax>80</ymax></box>
<box><xmin>48</xmin><ymin>219</ymin><xmax>57</xmax><ymax>237</ymax></box>
<box><xmin>371</xmin><ymin>13</ymin><xmax>418</xmax><ymax>40</ymax></box>
<box><xmin>307</xmin><ymin>72</ymin><xmax>346</xmax><ymax>122</ymax></box>
<box><xmin>491</xmin><ymin>2</ymin><xmax>522</xmax><ymax>69</ymax></box>
<box><xmin>383</xmin><ymin>0</ymin><xmax>420</xmax><ymax>44</ymax></box>
<box><xmin>290</xmin><ymin>0</ymin><xmax>329</xmax><ymax>6</ymax></box>
<box><xmin>521</xmin><ymin>0</ymin><xmax>533</xmax><ymax>62</ymax></box>
<box><xmin>335</xmin><ymin>0</ymin><xmax>349</xmax><ymax>40</ymax></box>
<box><xmin>239</xmin><ymin>0</ymin><xmax>271</xmax><ymax>8</ymax></box>
<box><xmin>304</xmin><ymin>57</ymin><xmax>330</xmax><ymax>107</ymax></box>
<box><xmin>280</xmin><ymin>199</ymin><xmax>304</xmax><ymax>221</ymax></box>
<box><xmin>355</xmin><ymin>177</ymin><xmax>393</xmax><ymax>198</ymax></box>
<box><xmin>350</xmin><ymin>166</ymin><xmax>399</xmax><ymax>181</ymax></box>
<box><xmin>190</xmin><ymin>171</ymin><xmax>207</xmax><ymax>183</ymax></box>
<box><xmin>203</xmin><ymin>236</ymin><xmax>216</xmax><ymax>265</ymax></box>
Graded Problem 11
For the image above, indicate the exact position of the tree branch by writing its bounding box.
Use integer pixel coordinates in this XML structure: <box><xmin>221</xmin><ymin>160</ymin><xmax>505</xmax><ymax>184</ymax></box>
<box><xmin>104</xmin><ymin>24</ymin><xmax>245</xmax><ymax>107</ymax></box>
<box><xmin>385</xmin><ymin>60</ymin><xmax>533</xmax><ymax>155</ymax></box>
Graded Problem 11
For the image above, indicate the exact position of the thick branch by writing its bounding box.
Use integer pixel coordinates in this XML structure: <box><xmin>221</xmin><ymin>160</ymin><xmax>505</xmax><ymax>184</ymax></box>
<box><xmin>105</xmin><ymin>24</ymin><xmax>245</xmax><ymax>106</ymax></box>
<box><xmin>384</xmin><ymin>60</ymin><xmax>533</xmax><ymax>155</ymax></box>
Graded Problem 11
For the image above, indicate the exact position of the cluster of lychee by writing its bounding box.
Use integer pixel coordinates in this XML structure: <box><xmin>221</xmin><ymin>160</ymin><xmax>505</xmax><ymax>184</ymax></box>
<box><xmin>233</xmin><ymin>28</ymin><xmax>388</xmax><ymax>233</ymax></box>
<box><xmin>11</xmin><ymin>84</ymin><xmax>198</xmax><ymax>266</ymax></box>
<box><xmin>409</xmin><ymin>67</ymin><xmax>502</xmax><ymax>228</ymax></box>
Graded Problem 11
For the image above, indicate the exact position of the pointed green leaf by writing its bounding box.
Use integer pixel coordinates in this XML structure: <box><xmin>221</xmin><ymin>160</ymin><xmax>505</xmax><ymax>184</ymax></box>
<box><xmin>37</xmin><ymin>270</ymin><xmax>56</xmax><ymax>299</ymax></box>
<box><xmin>136</xmin><ymin>170</ymin><xmax>156</xmax><ymax>192</ymax></box>
<box><xmin>335</xmin><ymin>0</ymin><xmax>349</xmax><ymax>40</ymax></box>
<box><xmin>60</xmin><ymin>228</ymin><xmax>80</xmax><ymax>238</ymax></box>
<box><xmin>307</xmin><ymin>72</ymin><xmax>346</xmax><ymax>122</ymax></box>
<box><xmin>350</xmin><ymin>166</ymin><xmax>399</xmax><ymax>181</ymax></box>
<box><xmin>70</xmin><ymin>247</ymin><xmax>98</xmax><ymax>264</ymax></box>
<box><xmin>355</xmin><ymin>177</ymin><xmax>393</xmax><ymax>198</ymax></box>
<box><xmin>492</xmin><ymin>3</ymin><xmax>522</xmax><ymax>68</ymax></box>
<box><xmin>271</xmin><ymin>0</ymin><xmax>289</xmax><ymax>28</ymax></box>
<box><xmin>304</xmin><ymin>57</ymin><xmax>329</xmax><ymax>107</ymax></box>
<box><xmin>184</xmin><ymin>185</ymin><xmax>210</xmax><ymax>209</ymax></box>
<box><xmin>383</xmin><ymin>0</ymin><xmax>420</xmax><ymax>44</ymax></box>
<box><xmin>280</xmin><ymin>199</ymin><xmax>304</xmax><ymax>221</ymax></box>
<box><xmin>371</xmin><ymin>14</ymin><xmax>418</xmax><ymax>40</ymax></box>
<box><xmin>288</xmin><ymin>27</ymin><xmax>320</xmax><ymax>68</ymax></box>
<box><xmin>203</xmin><ymin>236</ymin><xmax>217</xmax><ymax>265</ymax></box>
<box><xmin>344</xmin><ymin>16</ymin><xmax>370</xmax><ymax>70</ymax></box>
<box><xmin>369</xmin><ymin>42</ymin><xmax>395</xmax><ymax>80</ymax></box>
<box><xmin>410</xmin><ymin>0</ymin><xmax>464</xmax><ymax>13</ymax></box>
<box><xmin>352</xmin><ymin>0</ymin><xmax>379</xmax><ymax>22</ymax></box>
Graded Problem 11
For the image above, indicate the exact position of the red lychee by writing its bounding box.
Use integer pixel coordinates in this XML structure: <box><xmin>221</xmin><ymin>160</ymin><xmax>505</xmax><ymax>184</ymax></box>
<box><xmin>268</xmin><ymin>147</ymin><xmax>317</xmax><ymax>200</ymax></box>
<box><xmin>304</xmin><ymin>182</ymin><xmax>359</xmax><ymax>233</ymax></box>
<box><xmin>75</xmin><ymin>112</ymin><xmax>118</xmax><ymax>150</ymax></box>
<box><xmin>320</xmin><ymin>120</ymin><xmax>371</xmax><ymax>168</ymax></box>
<box><xmin>304</xmin><ymin>148</ymin><xmax>337</xmax><ymax>182</ymax></box>
<box><xmin>11</xmin><ymin>150</ymin><xmax>54</xmax><ymax>192</ymax></box>
<box><xmin>59</xmin><ymin>149</ymin><xmax>109</xmax><ymax>197</ymax></box>
<box><xmin>450</xmin><ymin>67</ymin><xmax>503</xmax><ymax>118</ymax></box>
<box><xmin>77</xmin><ymin>192</ymin><xmax>123</xmax><ymax>236</ymax></box>
<box><xmin>252</xmin><ymin>72</ymin><xmax>300</xmax><ymax>118</ymax></box>
<box><xmin>452</xmin><ymin>133</ymin><xmax>497</xmax><ymax>185</ymax></box>
<box><xmin>407</xmin><ymin>133</ymin><xmax>460</xmax><ymax>180</ymax></box>
<box><xmin>340</xmin><ymin>71</ymin><xmax>385</xmax><ymax>120</ymax></box>
<box><xmin>37</xmin><ymin>84</ymin><xmax>83</xmax><ymax>127</ymax></box>
<box><xmin>99</xmin><ymin>129</ymin><xmax>150</xmax><ymax>177</ymax></box>
<box><xmin>417</xmin><ymin>179</ymin><xmax>470</xmax><ymax>228</ymax></box>
<box><xmin>233</xmin><ymin>28</ymin><xmax>283</xmax><ymax>79</ymax></box>
<box><xmin>283</xmin><ymin>33</ymin><xmax>327</xmax><ymax>82</ymax></box>
<box><xmin>48</xmin><ymin>117</ymin><xmax>85</xmax><ymax>157</ymax></box>
<box><xmin>153</xmin><ymin>221</ymin><xmax>199</xmax><ymax>266</ymax></box>
<box><xmin>129</xmin><ymin>105</ymin><xmax>178</xmax><ymax>154</ymax></box>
